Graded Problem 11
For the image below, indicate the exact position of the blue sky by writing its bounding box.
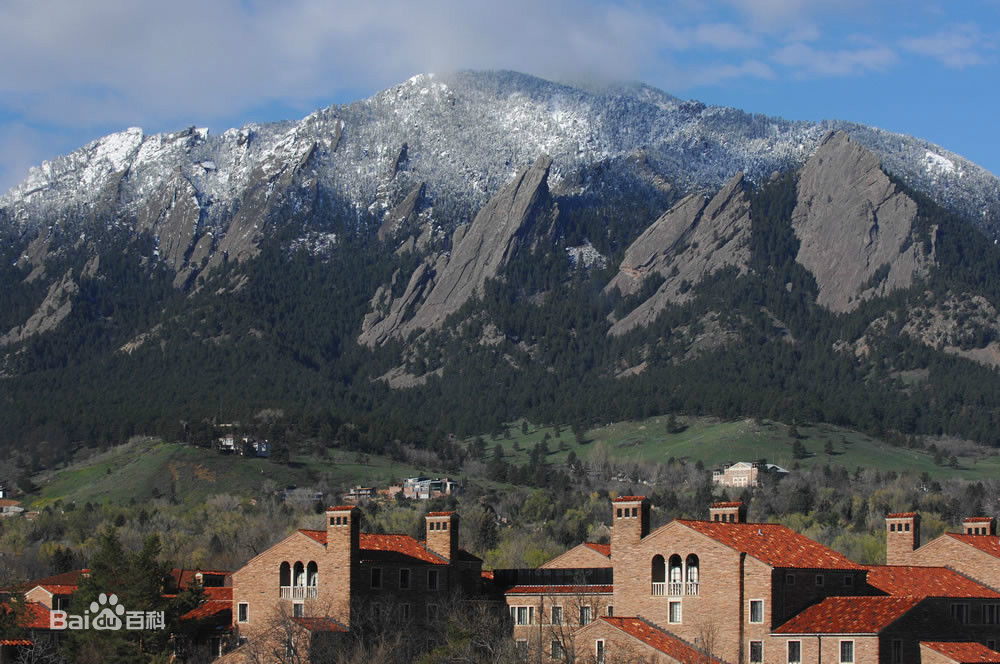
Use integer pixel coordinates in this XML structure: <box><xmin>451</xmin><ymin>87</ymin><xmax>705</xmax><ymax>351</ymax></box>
<box><xmin>1</xmin><ymin>0</ymin><xmax>998</xmax><ymax>193</ymax></box>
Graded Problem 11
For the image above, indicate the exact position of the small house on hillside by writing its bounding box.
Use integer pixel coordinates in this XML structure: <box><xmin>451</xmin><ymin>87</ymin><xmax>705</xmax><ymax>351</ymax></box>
<box><xmin>712</xmin><ymin>460</ymin><xmax>789</xmax><ymax>487</ymax></box>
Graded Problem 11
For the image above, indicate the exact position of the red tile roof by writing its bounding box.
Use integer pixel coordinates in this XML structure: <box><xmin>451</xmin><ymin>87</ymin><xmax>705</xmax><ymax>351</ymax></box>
<box><xmin>887</xmin><ymin>512</ymin><xmax>917</xmax><ymax>518</ymax></box>
<box><xmin>946</xmin><ymin>533</ymin><xmax>1000</xmax><ymax>558</ymax></box>
<box><xmin>964</xmin><ymin>517</ymin><xmax>994</xmax><ymax>523</ymax></box>
<box><xmin>6</xmin><ymin>569</ymin><xmax>88</xmax><ymax>593</ymax></box>
<box><xmin>867</xmin><ymin>566</ymin><xmax>1000</xmax><ymax>599</ymax></box>
<box><xmin>427</xmin><ymin>511</ymin><xmax>456</xmax><ymax>516</ymax></box>
<box><xmin>0</xmin><ymin>639</ymin><xmax>33</xmax><ymax>646</ymax></box>
<box><xmin>326</xmin><ymin>505</ymin><xmax>356</xmax><ymax>512</ymax></box>
<box><xmin>711</xmin><ymin>501</ymin><xmax>743</xmax><ymax>508</ymax></box>
<box><xmin>298</xmin><ymin>529</ymin><xmax>457</xmax><ymax>564</ymax></box>
<box><xmin>33</xmin><ymin>584</ymin><xmax>77</xmax><ymax>595</ymax></box>
<box><xmin>291</xmin><ymin>617</ymin><xmax>347</xmax><ymax>633</ymax></box>
<box><xmin>922</xmin><ymin>642</ymin><xmax>1000</xmax><ymax>663</ymax></box>
<box><xmin>21</xmin><ymin>602</ymin><xmax>53</xmax><ymax>630</ymax></box>
<box><xmin>584</xmin><ymin>542</ymin><xmax>611</xmax><ymax>557</ymax></box>
<box><xmin>179</xmin><ymin>587</ymin><xmax>233</xmax><ymax>622</ymax></box>
<box><xmin>167</xmin><ymin>568</ymin><xmax>231</xmax><ymax>592</ymax></box>
<box><xmin>481</xmin><ymin>570</ymin><xmax>494</xmax><ymax>580</ymax></box>
<box><xmin>614</xmin><ymin>496</ymin><xmax>646</xmax><ymax>502</ymax></box>
<box><xmin>677</xmin><ymin>520</ymin><xmax>864</xmax><ymax>570</ymax></box>
<box><xmin>775</xmin><ymin>596</ymin><xmax>921</xmax><ymax>634</ymax></box>
<box><xmin>599</xmin><ymin>617</ymin><xmax>723</xmax><ymax>663</ymax></box>
<box><xmin>505</xmin><ymin>585</ymin><xmax>613</xmax><ymax>595</ymax></box>
<box><xmin>0</xmin><ymin>499</ymin><xmax>21</xmax><ymax>508</ymax></box>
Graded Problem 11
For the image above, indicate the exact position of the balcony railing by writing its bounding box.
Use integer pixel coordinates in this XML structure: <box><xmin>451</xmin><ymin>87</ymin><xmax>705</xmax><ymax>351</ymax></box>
<box><xmin>667</xmin><ymin>582</ymin><xmax>684</xmax><ymax>596</ymax></box>
<box><xmin>280</xmin><ymin>586</ymin><xmax>318</xmax><ymax>600</ymax></box>
<box><xmin>685</xmin><ymin>581</ymin><xmax>699</xmax><ymax>596</ymax></box>
<box><xmin>651</xmin><ymin>582</ymin><xmax>665</xmax><ymax>596</ymax></box>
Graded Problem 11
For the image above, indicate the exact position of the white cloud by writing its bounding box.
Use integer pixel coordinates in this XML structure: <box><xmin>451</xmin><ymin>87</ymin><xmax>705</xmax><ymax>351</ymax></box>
<box><xmin>900</xmin><ymin>24</ymin><xmax>997</xmax><ymax>68</ymax></box>
<box><xmin>772</xmin><ymin>42</ymin><xmax>898</xmax><ymax>77</ymax></box>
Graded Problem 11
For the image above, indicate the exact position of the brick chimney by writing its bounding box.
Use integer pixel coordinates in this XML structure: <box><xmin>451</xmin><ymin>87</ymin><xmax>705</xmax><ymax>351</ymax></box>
<box><xmin>963</xmin><ymin>516</ymin><xmax>996</xmax><ymax>535</ymax></box>
<box><xmin>425</xmin><ymin>511</ymin><xmax>459</xmax><ymax>561</ymax></box>
<box><xmin>885</xmin><ymin>512</ymin><xmax>920</xmax><ymax>565</ymax></box>
<box><xmin>709</xmin><ymin>501</ymin><xmax>746</xmax><ymax>523</ymax></box>
<box><xmin>326</xmin><ymin>505</ymin><xmax>359</xmax><ymax>625</ymax></box>
<box><xmin>612</xmin><ymin>496</ymin><xmax>649</xmax><ymax>557</ymax></box>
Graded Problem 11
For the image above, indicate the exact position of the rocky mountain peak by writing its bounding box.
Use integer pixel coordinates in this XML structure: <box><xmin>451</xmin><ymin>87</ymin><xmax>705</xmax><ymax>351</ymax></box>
<box><xmin>792</xmin><ymin>131</ymin><xmax>934</xmax><ymax>312</ymax></box>
<box><xmin>359</xmin><ymin>155</ymin><xmax>553</xmax><ymax>346</ymax></box>
<box><xmin>606</xmin><ymin>171</ymin><xmax>751</xmax><ymax>335</ymax></box>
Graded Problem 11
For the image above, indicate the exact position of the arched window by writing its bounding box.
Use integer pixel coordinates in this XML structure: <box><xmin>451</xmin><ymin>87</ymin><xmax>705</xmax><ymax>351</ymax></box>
<box><xmin>685</xmin><ymin>554</ymin><xmax>700</xmax><ymax>595</ymax></box>
<box><xmin>668</xmin><ymin>555</ymin><xmax>683</xmax><ymax>595</ymax></box>
<box><xmin>651</xmin><ymin>555</ymin><xmax>665</xmax><ymax>595</ymax></box>
<box><xmin>307</xmin><ymin>562</ymin><xmax>318</xmax><ymax>586</ymax></box>
<box><xmin>280</xmin><ymin>562</ymin><xmax>291</xmax><ymax>587</ymax></box>
<box><xmin>293</xmin><ymin>562</ymin><xmax>305</xmax><ymax>586</ymax></box>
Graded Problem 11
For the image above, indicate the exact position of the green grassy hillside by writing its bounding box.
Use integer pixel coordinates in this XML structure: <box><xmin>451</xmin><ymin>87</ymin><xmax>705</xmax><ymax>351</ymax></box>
<box><xmin>489</xmin><ymin>417</ymin><xmax>1000</xmax><ymax>480</ymax></box>
<box><xmin>30</xmin><ymin>438</ymin><xmax>429</xmax><ymax>507</ymax></box>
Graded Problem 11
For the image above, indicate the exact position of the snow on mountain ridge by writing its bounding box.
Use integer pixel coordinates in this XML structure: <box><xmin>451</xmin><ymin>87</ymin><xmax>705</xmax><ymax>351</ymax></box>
<box><xmin>2</xmin><ymin>70</ymin><xmax>998</xmax><ymax>246</ymax></box>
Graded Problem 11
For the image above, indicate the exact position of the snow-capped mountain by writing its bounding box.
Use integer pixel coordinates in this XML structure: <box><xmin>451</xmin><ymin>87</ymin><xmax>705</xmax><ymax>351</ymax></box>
<box><xmin>3</xmin><ymin>70</ymin><xmax>998</xmax><ymax>261</ymax></box>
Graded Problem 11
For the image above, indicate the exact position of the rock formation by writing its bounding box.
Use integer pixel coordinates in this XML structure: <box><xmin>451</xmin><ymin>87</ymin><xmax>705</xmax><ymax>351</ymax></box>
<box><xmin>792</xmin><ymin>131</ymin><xmax>933</xmax><ymax>312</ymax></box>
<box><xmin>606</xmin><ymin>172</ymin><xmax>751</xmax><ymax>335</ymax></box>
<box><xmin>359</xmin><ymin>155</ymin><xmax>553</xmax><ymax>346</ymax></box>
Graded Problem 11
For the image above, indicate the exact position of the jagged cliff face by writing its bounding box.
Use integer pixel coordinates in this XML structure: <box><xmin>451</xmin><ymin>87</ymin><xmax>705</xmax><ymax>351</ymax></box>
<box><xmin>606</xmin><ymin>172</ymin><xmax>751</xmax><ymax>335</ymax></box>
<box><xmin>359</xmin><ymin>155</ymin><xmax>553</xmax><ymax>346</ymax></box>
<box><xmin>792</xmin><ymin>132</ymin><xmax>933</xmax><ymax>312</ymax></box>
<box><xmin>0</xmin><ymin>72</ymin><xmax>998</xmax><ymax>362</ymax></box>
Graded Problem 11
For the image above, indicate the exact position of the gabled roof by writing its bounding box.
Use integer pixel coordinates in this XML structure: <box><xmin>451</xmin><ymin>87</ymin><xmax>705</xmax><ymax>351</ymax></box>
<box><xmin>774</xmin><ymin>596</ymin><xmax>921</xmax><ymax>635</ymax></box>
<box><xmin>945</xmin><ymin>533</ymin><xmax>1000</xmax><ymax>558</ymax></box>
<box><xmin>867</xmin><ymin>565</ymin><xmax>1000</xmax><ymax>599</ymax></box>
<box><xmin>179</xmin><ymin>587</ymin><xmax>233</xmax><ymax>622</ymax></box>
<box><xmin>297</xmin><ymin>530</ymin><xmax>479</xmax><ymax>565</ymax></box>
<box><xmin>676</xmin><ymin>520</ymin><xmax>864</xmax><ymax>570</ymax></box>
<box><xmin>291</xmin><ymin>617</ymin><xmax>347</xmax><ymax>633</ymax></box>
<box><xmin>166</xmin><ymin>568</ymin><xmax>231</xmax><ymax>592</ymax></box>
<box><xmin>0</xmin><ymin>639</ymin><xmax>33</xmax><ymax>646</ymax></box>
<box><xmin>505</xmin><ymin>585</ymin><xmax>613</xmax><ymax>595</ymax></box>
<box><xmin>921</xmin><ymin>641</ymin><xmax>1000</xmax><ymax>663</ymax></box>
<box><xmin>31</xmin><ymin>584</ymin><xmax>77</xmax><ymax>595</ymax></box>
<box><xmin>598</xmin><ymin>617</ymin><xmax>724</xmax><ymax>663</ymax></box>
<box><xmin>21</xmin><ymin>602</ymin><xmax>53</xmax><ymax>630</ymax></box>
<box><xmin>4</xmin><ymin>569</ymin><xmax>89</xmax><ymax>594</ymax></box>
<box><xmin>584</xmin><ymin>542</ymin><xmax>611</xmax><ymax>557</ymax></box>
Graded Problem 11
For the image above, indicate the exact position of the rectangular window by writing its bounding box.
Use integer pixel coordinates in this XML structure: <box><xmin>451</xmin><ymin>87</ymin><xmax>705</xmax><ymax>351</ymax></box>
<box><xmin>786</xmin><ymin>573</ymin><xmax>795</xmax><ymax>585</ymax></box>
<box><xmin>580</xmin><ymin>606</ymin><xmax>592</xmax><ymax>626</ymax></box>
<box><xmin>237</xmin><ymin>602</ymin><xmax>249</xmax><ymax>623</ymax></box>
<box><xmin>551</xmin><ymin>606</ymin><xmax>563</xmax><ymax>625</ymax></box>
<box><xmin>986</xmin><ymin>604</ymin><xmax>1000</xmax><ymax>624</ymax></box>
<box><xmin>428</xmin><ymin>569</ymin><xmax>439</xmax><ymax>591</ymax></box>
<box><xmin>749</xmin><ymin>599</ymin><xmax>763</xmax><ymax>623</ymax></box>
<box><xmin>668</xmin><ymin>601</ymin><xmax>681</xmax><ymax>624</ymax></box>
<box><xmin>371</xmin><ymin>568</ymin><xmax>382</xmax><ymax>589</ymax></box>
<box><xmin>516</xmin><ymin>640</ymin><xmax>528</xmax><ymax>655</ymax></box>
<box><xmin>750</xmin><ymin>641</ymin><xmax>763</xmax><ymax>663</ymax></box>
<box><xmin>607</xmin><ymin>605</ymin><xmax>613</xmax><ymax>617</ymax></box>
<box><xmin>399</xmin><ymin>568</ymin><xmax>410</xmax><ymax>589</ymax></box>
<box><xmin>815</xmin><ymin>574</ymin><xmax>824</xmax><ymax>587</ymax></box>
<box><xmin>844</xmin><ymin>575</ymin><xmax>854</xmax><ymax>587</ymax></box>
<box><xmin>512</xmin><ymin>606</ymin><xmax>534</xmax><ymax>626</ymax></box>
<box><xmin>840</xmin><ymin>640</ymin><xmax>854</xmax><ymax>664</ymax></box>
<box><xmin>292</xmin><ymin>603</ymin><xmax>303</xmax><ymax>618</ymax></box>
<box><xmin>400</xmin><ymin>604</ymin><xmax>411</xmax><ymax>620</ymax></box>
<box><xmin>892</xmin><ymin>640</ymin><xmax>902</xmax><ymax>664</ymax></box>
<box><xmin>551</xmin><ymin>640</ymin><xmax>563</xmax><ymax>661</ymax></box>
<box><xmin>952</xmin><ymin>603</ymin><xmax>970</xmax><ymax>624</ymax></box>
<box><xmin>788</xmin><ymin>640</ymin><xmax>801</xmax><ymax>664</ymax></box>
<box><xmin>596</xmin><ymin>640</ymin><xmax>605</xmax><ymax>664</ymax></box>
